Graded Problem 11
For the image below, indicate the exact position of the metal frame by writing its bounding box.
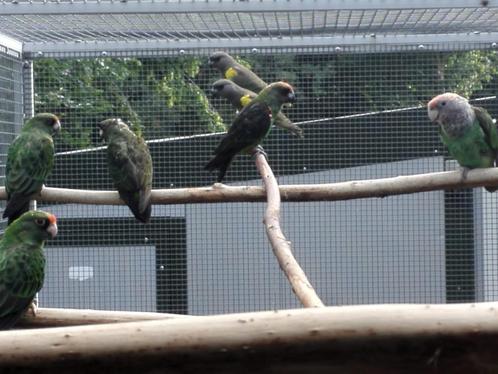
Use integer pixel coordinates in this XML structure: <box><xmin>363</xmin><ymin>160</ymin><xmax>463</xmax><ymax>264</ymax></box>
<box><xmin>0</xmin><ymin>0</ymin><xmax>495</xmax><ymax>56</ymax></box>
<box><xmin>0</xmin><ymin>0</ymin><xmax>494</xmax><ymax>15</ymax></box>
<box><xmin>23</xmin><ymin>33</ymin><xmax>498</xmax><ymax>58</ymax></box>
<box><xmin>0</xmin><ymin>32</ymin><xmax>22</xmax><ymax>57</ymax></box>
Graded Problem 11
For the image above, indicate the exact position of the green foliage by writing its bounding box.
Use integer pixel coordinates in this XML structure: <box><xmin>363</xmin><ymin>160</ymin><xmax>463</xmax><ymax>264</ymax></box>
<box><xmin>239</xmin><ymin>50</ymin><xmax>498</xmax><ymax>117</ymax></box>
<box><xmin>34</xmin><ymin>57</ymin><xmax>224</xmax><ymax>152</ymax></box>
<box><xmin>444</xmin><ymin>51</ymin><xmax>498</xmax><ymax>97</ymax></box>
<box><xmin>34</xmin><ymin>50</ymin><xmax>498</xmax><ymax>152</ymax></box>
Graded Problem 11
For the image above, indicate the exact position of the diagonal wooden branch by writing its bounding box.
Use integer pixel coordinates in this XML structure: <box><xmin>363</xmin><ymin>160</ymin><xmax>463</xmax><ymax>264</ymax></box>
<box><xmin>1</xmin><ymin>167</ymin><xmax>498</xmax><ymax>205</ymax></box>
<box><xmin>254</xmin><ymin>153</ymin><xmax>324</xmax><ymax>308</ymax></box>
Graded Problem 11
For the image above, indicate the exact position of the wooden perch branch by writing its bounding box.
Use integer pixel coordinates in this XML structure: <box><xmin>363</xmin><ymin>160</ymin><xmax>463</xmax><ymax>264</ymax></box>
<box><xmin>1</xmin><ymin>167</ymin><xmax>498</xmax><ymax>205</ymax></box>
<box><xmin>255</xmin><ymin>153</ymin><xmax>324</xmax><ymax>308</ymax></box>
<box><xmin>2</xmin><ymin>303</ymin><xmax>498</xmax><ymax>368</ymax></box>
<box><xmin>17</xmin><ymin>308</ymin><xmax>190</xmax><ymax>328</ymax></box>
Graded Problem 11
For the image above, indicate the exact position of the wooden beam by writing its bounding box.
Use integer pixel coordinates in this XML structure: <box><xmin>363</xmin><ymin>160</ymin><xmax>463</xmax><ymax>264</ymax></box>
<box><xmin>1</xmin><ymin>303</ymin><xmax>498</xmax><ymax>369</ymax></box>
<box><xmin>1</xmin><ymin>167</ymin><xmax>497</xmax><ymax>205</ymax></box>
<box><xmin>17</xmin><ymin>308</ymin><xmax>191</xmax><ymax>328</ymax></box>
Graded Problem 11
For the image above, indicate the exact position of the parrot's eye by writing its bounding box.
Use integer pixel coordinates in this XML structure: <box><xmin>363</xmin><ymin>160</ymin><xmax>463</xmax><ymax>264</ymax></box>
<box><xmin>441</xmin><ymin>101</ymin><xmax>446</xmax><ymax>106</ymax></box>
<box><xmin>35</xmin><ymin>219</ymin><xmax>45</xmax><ymax>226</ymax></box>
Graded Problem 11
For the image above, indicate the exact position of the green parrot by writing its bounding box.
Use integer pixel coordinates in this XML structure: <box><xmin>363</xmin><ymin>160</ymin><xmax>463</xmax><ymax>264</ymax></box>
<box><xmin>0</xmin><ymin>210</ymin><xmax>57</xmax><ymax>329</ymax></box>
<box><xmin>99</xmin><ymin>119</ymin><xmax>153</xmax><ymax>223</ymax></box>
<box><xmin>205</xmin><ymin>81</ymin><xmax>296</xmax><ymax>183</ymax></box>
<box><xmin>428</xmin><ymin>92</ymin><xmax>498</xmax><ymax>192</ymax></box>
<box><xmin>209</xmin><ymin>51</ymin><xmax>267</xmax><ymax>93</ymax></box>
<box><xmin>211</xmin><ymin>79</ymin><xmax>303</xmax><ymax>138</ymax></box>
<box><xmin>3</xmin><ymin>113</ymin><xmax>61</xmax><ymax>225</ymax></box>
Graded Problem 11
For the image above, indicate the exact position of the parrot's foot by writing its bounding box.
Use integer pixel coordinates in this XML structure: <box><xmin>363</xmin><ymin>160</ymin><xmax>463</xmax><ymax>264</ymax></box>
<box><xmin>212</xmin><ymin>182</ymin><xmax>227</xmax><ymax>189</ymax></box>
<box><xmin>460</xmin><ymin>167</ymin><xmax>470</xmax><ymax>182</ymax></box>
<box><xmin>27</xmin><ymin>299</ymin><xmax>38</xmax><ymax>317</ymax></box>
<box><xmin>250</xmin><ymin>145</ymin><xmax>268</xmax><ymax>159</ymax></box>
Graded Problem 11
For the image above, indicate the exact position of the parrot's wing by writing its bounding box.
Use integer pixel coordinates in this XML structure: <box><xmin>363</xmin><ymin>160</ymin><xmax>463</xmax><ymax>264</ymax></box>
<box><xmin>6</xmin><ymin>134</ymin><xmax>54</xmax><ymax>196</ymax></box>
<box><xmin>108</xmin><ymin>140</ymin><xmax>141</xmax><ymax>191</ymax></box>
<box><xmin>213</xmin><ymin>101</ymin><xmax>272</xmax><ymax>156</ymax></box>
<box><xmin>108</xmin><ymin>135</ymin><xmax>152</xmax><ymax>222</ymax></box>
<box><xmin>4</xmin><ymin>134</ymin><xmax>54</xmax><ymax>221</ymax></box>
<box><xmin>473</xmin><ymin>106</ymin><xmax>498</xmax><ymax>155</ymax></box>
<box><xmin>274</xmin><ymin>112</ymin><xmax>304</xmax><ymax>138</ymax></box>
<box><xmin>0</xmin><ymin>283</ymin><xmax>32</xmax><ymax>329</ymax></box>
<box><xmin>0</xmin><ymin>248</ymin><xmax>41</xmax><ymax>330</ymax></box>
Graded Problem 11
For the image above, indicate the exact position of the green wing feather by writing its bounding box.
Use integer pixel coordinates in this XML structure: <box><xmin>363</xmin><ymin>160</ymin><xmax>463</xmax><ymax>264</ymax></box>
<box><xmin>3</xmin><ymin>131</ymin><xmax>54</xmax><ymax>222</ymax></box>
<box><xmin>107</xmin><ymin>132</ymin><xmax>152</xmax><ymax>223</ymax></box>
<box><xmin>214</xmin><ymin>101</ymin><xmax>272</xmax><ymax>155</ymax></box>
<box><xmin>0</xmin><ymin>243</ymin><xmax>45</xmax><ymax>329</ymax></box>
<box><xmin>205</xmin><ymin>101</ymin><xmax>272</xmax><ymax>182</ymax></box>
<box><xmin>473</xmin><ymin>106</ymin><xmax>498</xmax><ymax>153</ymax></box>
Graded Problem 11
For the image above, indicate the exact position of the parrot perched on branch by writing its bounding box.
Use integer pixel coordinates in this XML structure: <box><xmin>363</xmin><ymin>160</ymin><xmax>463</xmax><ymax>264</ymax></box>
<box><xmin>0</xmin><ymin>210</ymin><xmax>57</xmax><ymax>329</ymax></box>
<box><xmin>3</xmin><ymin>113</ymin><xmax>61</xmax><ymax>225</ymax></box>
<box><xmin>205</xmin><ymin>81</ymin><xmax>296</xmax><ymax>183</ymax></box>
<box><xmin>99</xmin><ymin>119</ymin><xmax>153</xmax><ymax>223</ymax></box>
<box><xmin>209</xmin><ymin>51</ymin><xmax>267</xmax><ymax>93</ymax></box>
<box><xmin>428</xmin><ymin>92</ymin><xmax>498</xmax><ymax>192</ymax></box>
<box><xmin>211</xmin><ymin>79</ymin><xmax>303</xmax><ymax>138</ymax></box>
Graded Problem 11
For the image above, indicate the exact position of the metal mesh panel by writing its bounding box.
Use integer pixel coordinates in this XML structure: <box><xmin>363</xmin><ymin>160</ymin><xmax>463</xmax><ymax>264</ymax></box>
<box><xmin>1</xmin><ymin>8</ymin><xmax>497</xmax><ymax>44</ymax></box>
<box><xmin>1</xmin><ymin>2</ymin><xmax>497</xmax><ymax>57</ymax></box>
<box><xmin>23</xmin><ymin>45</ymin><xmax>497</xmax><ymax>314</ymax></box>
<box><xmin>0</xmin><ymin>48</ymin><xmax>23</xmax><ymax>231</ymax></box>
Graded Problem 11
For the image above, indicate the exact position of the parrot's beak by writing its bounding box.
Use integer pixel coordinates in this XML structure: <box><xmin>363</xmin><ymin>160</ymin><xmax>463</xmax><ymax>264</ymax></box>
<box><xmin>46</xmin><ymin>222</ymin><xmax>58</xmax><ymax>239</ymax></box>
<box><xmin>427</xmin><ymin>98</ymin><xmax>439</xmax><ymax>122</ymax></box>
<box><xmin>210</xmin><ymin>87</ymin><xmax>221</xmax><ymax>98</ymax></box>
<box><xmin>428</xmin><ymin>108</ymin><xmax>439</xmax><ymax>122</ymax></box>
<box><xmin>53</xmin><ymin>120</ymin><xmax>61</xmax><ymax>133</ymax></box>
<box><xmin>98</xmin><ymin>122</ymin><xmax>105</xmax><ymax>141</ymax></box>
<box><xmin>208</xmin><ymin>58</ymin><xmax>215</xmax><ymax>67</ymax></box>
<box><xmin>286</xmin><ymin>91</ymin><xmax>296</xmax><ymax>105</ymax></box>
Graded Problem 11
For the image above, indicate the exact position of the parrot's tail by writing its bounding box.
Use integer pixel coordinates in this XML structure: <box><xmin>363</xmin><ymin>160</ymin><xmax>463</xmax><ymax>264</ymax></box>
<box><xmin>204</xmin><ymin>152</ymin><xmax>236</xmax><ymax>183</ymax></box>
<box><xmin>120</xmin><ymin>191</ymin><xmax>151</xmax><ymax>223</ymax></box>
<box><xmin>3</xmin><ymin>195</ymin><xmax>31</xmax><ymax>226</ymax></box>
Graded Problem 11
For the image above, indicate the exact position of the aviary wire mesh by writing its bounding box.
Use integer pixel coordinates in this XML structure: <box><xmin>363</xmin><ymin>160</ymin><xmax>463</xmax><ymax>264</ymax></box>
<box><xmin>25</xmin><ymin>46</ymin><xmax>498</xmax><ymax>314</ymax></box>
<box><xmin>0</xmin><ymin>49</ymin><xmax>23</xmax><ymax>233</ymax></box>
<box><xmin>0</xmin><ymin>1</ymin><xmax>497</xmax><ymax>315</ymax></box>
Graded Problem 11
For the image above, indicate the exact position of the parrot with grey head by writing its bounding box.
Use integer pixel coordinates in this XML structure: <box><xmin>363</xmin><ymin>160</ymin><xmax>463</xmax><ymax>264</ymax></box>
<box><xmin>205</xmin><ymin>81</ymin><xmax>296</xmax><ymax>183</ymax></box>
<box><xmin>0</xmin><ymin>210</ymin><xmax>57</xmax><ymax>329</ymax></box>
<box><xmin>3</xmin><ymin>113</ymin><xmax>61</xmax><ymax>225</ymax></box>
<box><xmin>428</xmin><ymin>92</ymin><xmax>498</xmax><ymax>192</ymax></box>
<box><xmin>99</xmin><ymin>119</ymin><xmax>153</xmax><ymax>223</ymax></box>
<box><xmin>209</xmin><ymin>51</ymin><xmax>267</xmax><ymax>93</ymax></box>
<box><xmin>211</xmin><ymin>79</ymin><xmax>303</xmax><ymax>138</ymax></box>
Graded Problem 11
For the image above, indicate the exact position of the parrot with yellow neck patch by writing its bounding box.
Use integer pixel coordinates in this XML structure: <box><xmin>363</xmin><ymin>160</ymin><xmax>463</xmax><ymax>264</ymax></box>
<box><xmin>211</xmin><ymin>79</ymin><xmax>303</xmax><ymax>138</ymax></box>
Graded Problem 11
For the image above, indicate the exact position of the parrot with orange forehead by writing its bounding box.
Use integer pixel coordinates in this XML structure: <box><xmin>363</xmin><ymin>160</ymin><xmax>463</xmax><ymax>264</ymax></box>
<box><xmin>205</xmin><ymin>81</ymin><xmax>296</xmax><ymax>182</ymax></box>
<box><xmin>0</xmin><ymin>210</ymin><xmax>57</xmax><ymax>329</ymax></box>
<box><xmin>428</xmin><ymin>92</ymin><xmax>498</xmax><ymax>192</ymax></box>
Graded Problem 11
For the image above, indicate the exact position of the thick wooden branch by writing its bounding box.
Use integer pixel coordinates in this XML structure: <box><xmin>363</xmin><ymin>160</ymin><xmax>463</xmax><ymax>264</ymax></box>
<box><xmin>17</xmin><ymin>308</ymin><xmax>190</xmax><ymax>328</ymax></box>
<box><xmin>1</xmin><ymin>303</ymin><xmax>498</xmax><ymax>369</ymax></box>
<box><xmin>255</xmin><ymin>153</ymin><xmax>324</xmax><ymax>308</ymax></box>
<box><xmin>1</xmin><ymin>167</ymin><xmax>497</xmax><ymax>205</ymax></box>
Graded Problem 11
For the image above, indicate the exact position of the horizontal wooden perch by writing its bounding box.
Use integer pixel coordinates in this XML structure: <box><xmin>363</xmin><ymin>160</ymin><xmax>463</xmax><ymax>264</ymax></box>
<box><xmin>1</xmin><ymin>167</ymin><xmax>498</xmax><ymax>205</ymax></box>
<box><xmin>2</xmin><ymin>302</ymin><xmax>498</xmax><ymax>371</ymax></box>
<box><xmin>17</xmin><ymin>308</ymin><xmax>190</xmax><ymax>328</ymax></box>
